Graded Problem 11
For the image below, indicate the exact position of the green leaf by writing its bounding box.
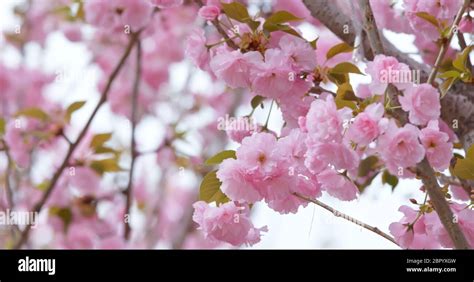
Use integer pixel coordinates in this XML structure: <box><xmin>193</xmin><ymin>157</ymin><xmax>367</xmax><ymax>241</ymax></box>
<box><xmin>327</xmin><ymin>72</ymin><xmax>349</xmax><ymax>86</ymax></box>
<box><xmin>335</xmin><ymin>96</ymin><xmax>357</xmax><ymax>110</ymax></box>
<box><xmin>199</xmin><ymin>170</ymin><xmax>230</xmax><ymax>205</ymax></box>
<box><xmin>251</xmin><ymin>95</ymin><xmax>265</xmax><ymax>109</ymax></box>
<box><xmin>331</xmin><ymin>62</ymin><xmax>365</xmax><ymax>75</ymax></box>
<box><xmin>36</xmin><ymin>180</ymin><xmax>50</xmax><ymax>191</ymax></box>
<box><xmin>0</xmin><ymin>118</ymin><xmax>5</xmax><ymax>136</ymax></box>
<box><xmin>263</xmin><ymin>22</ymin><xmax>302</xmax><ymax>38</ymax></box>
<box><xmin>90</xmin><ymin>158</ymin><xmax>121</xmax><ymax>175</ymax></box>
<box><xmin>221</xmin><ymin>2</ymin><xmax>251</xmax><ymax>23</ymax></box>
<box><xmin>309</xmin><ymin>38</ymin><xmax>318</xmax><ymax>49</ymax></box>
<box><xmin>466</xmin><ymin>145</ymin><xmax>474</xmax><ymax>159</ymax></box>
<box><xmin>94</xmin><ymin>146</ymin><xmax>118</xmax><ymax>155</ymax></box>
<box><xmin>66</xmin><ymin>101</ymin><xmax>86</xmax><ymax>122</ymax></box>
<box><xmin>453</xmin><ymin>45</ymin><xmax>473</xmax><ymax>73</ymax></box>
<box><xmin>90</xmin><ymin>133</ymin><xmax>112</xmax><ymax>149</ymax></box>
<box><xmin>415</xmin><ymin>12</ymin><xmax>440</xmax><ymax>28</ymax></box>
<box><xmin>336</xmin><ymin>82</ymin><xmax>358</xmax><ymax>101</ymax></box>
<box><xmin>49</xmin><ymin>206</ymin><xmax>73</xmax><ymax>232</ymax></box>
<box><xmin>358</xmin><ymin>156</ymin><xmax>379</xmax><ymax>177</ymax></box>
<box><xmin>15</xmin><ymin>107</ymin><xmax>49</xmax><ymax>121</ymax></box>
<box><xmin>262</xmin><ymin>10</ymin><xmax>303</xmax><ymax>38</ymax></box>
<box><xmin>264</xmin><ymin>11</ymin><xmax>303</xmax><ymax>26</ymax></box>
<box><xmin>438</xmin><ymin>70</ymin><xmax>461</xmax><ymax>79</ymax></box>
<box><xmin>326</xmin><ymin>42</ymin><xmax>354</xmax><ymax>61</ymax></box>
<box><xmin>439</xmin><ymin>76</ymin><xmax>458</xmax><ymax>98</ymax></box>
<box><xmin>453</xmin><ymin>145</ymin><xmax>474</xmax><ymax>180</ymax></box>
<box><xmin>205</xmin><ymin>150</ymin><xmax>236</xmax><ymax>165</ymax></box>
<box><xmin>453</xmin><ymin>158</ymin><xmax>474</xmax><ymax>180</ymax></box>
<box><xmin>382</xmin><ymin>170</ymin><xmax>399</xmax><ymax>190</ymax></box>
<box><xmin>247</xmin><ymin>20</ymin><xmax>261</xmax><ymax>31</ymax></box>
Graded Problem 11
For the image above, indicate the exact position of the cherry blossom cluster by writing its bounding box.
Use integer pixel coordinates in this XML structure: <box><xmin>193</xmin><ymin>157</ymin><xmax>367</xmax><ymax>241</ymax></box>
<box><xmin>188</xmin><ymin>0</ymin><xmax>474</xmax><ymax>248</ymax></box>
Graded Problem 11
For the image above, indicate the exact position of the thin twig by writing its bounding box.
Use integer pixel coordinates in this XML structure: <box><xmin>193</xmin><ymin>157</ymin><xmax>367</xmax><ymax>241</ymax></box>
<box><xmin>310</xmin><ymin>85</ymin><xmax>337</xmax><ymax>96</ymax></box>
<box><xmin>1</xmin><ymin>140</ymin><xmax>14</xmax><ymax>209</ymax></box>
<box><xmin>195</xmin><ymin>0</ymin><xmax>239</xmax><ymax>50</ymax></box>
<box><xmin>428</xmin><ymin>0</ymin><xmax>471</xmax><ymax>84</ymax></box>
<box><xmin>358</xmin><ymin>0</ymin><xmax>384</xmax><ymax>55</ymax></box>
<box><xmin>13</xmin><ymin>32</ymin><xmax>141</xmax><ymax>249</ymax></box>
<box><xmin>456</xmin><ymin>31</ymin><xmax>473</xmax><ymax>71</ymax></box>
<box><xmin>124</xmin><ymin>39</ymin><xmax>142</xmax><ymax>240</ymax></box>
<box><xmin>293</xmin><ymin>193</ymin><xmax>399</xmax><ymax>246</ymax></box>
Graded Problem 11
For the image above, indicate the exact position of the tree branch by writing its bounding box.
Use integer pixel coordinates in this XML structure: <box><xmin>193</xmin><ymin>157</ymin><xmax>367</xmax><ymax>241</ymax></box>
<box><xmin>293</xmin><ymin>193</ymin><xmax>399</xmax><ymax>247</ymax></box>
<box><xmin>124</xmin><ymin>39</ymin><xmax>142</xmax><ymax>240</ymax></box>
<box><xmin>427</xmin><ymin>0</ymin><xmax>470</xmax><ymax>84</ymax></box>
<box><xmin>355</xmin><ymin>0</ymin><xmax>470</xmax><ymax>249</ymax></box>
<box><xmin>1</xmin><ymin>140</ymin><xmax>14</xmax><ymax>209</ymax></box>
<box><xmin>358</xmin><ymin>0</ymin><xmax>384</xmax><ymax>55</ymax></box>
<box><xmin>195</xmin><ymin>0</ymin><xmax>239</xmax><ymax>50</ymax></box>
<box><xmin>13</xmin><ymin>31</ymin><xmax>141</xmax><ymax>249</ymax></box>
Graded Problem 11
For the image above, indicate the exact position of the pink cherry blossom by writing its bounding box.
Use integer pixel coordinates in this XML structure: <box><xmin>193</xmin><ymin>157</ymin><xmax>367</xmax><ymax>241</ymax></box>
<box><xmin>424</xmin><ymin>203</ymin><xmax>474</xmax><ymax>248</ymax></box>
<box><xmin>118</xmin><ymin>0</ymin><xmax>153</xmax><ymax>30</ymax></box>
<box><xmin>304</xmin><ymin>95</ymin><xmax>352</xmax><ymax>143</ymax></box>
<box><xmin>217</xmin><ymin>158</ymin><xmax>263</xmax><ymax>203</ymax></box>
<box><xmin>389</xmin><ymin>205</ymin><xmax>441</xmax><ymax>249</ymax></box>
<box><xmin>151</xmin><ymin>0</ymin><xmax>183</xmax><ymax>9</ymax></box>
<box><xmin>250</xmin><ymin>49</ymin><xmax>294</xmax><ymax>99</ymax></box>
<box><xmin>459</xmin><ymin>17</ymin><xmax>474</xmax><ymax>33</ymax></box>
<box><xmin>4</xmin><ymin>120</ymin><xmax>32</xmax><ymax>168</ymax></box>
<box><xmin>185</xmin><ymin>28</ymin><xmax>210</xmax><ymax>70</ymax></box>
<box><xmin>225</xmin><ymin>116</ymin><xmax>259</xmax><ymax>143</ymax></box>
<box><xmin>198</xmin><ymin>5</ymin><xmax>220</xmax><ymax>20</ymax></box>
<box><xmin>318</xmin><ymin>169</ymin><xmax>358</xmax><ymax>201</ymax></box>
<box><xmin>450</xmin><ymin>185</ymin><xmax>470</xmax><ymax>201</ymax></box>
<box><xmin>399</xmin><ymin>84</ymin><xmax>441</xmax><ymax>126</ymax></box>
<box><xmin>377</xmin><ymin>120</ymin><xmax>425</xmax><ymax>177</ymax></box>
<box><xmin>346</xmin><ymin>103</ymin><xmax>384</xmax><ymax>146</ymax></box>
<box><xmin>279</xmin><ymin>34</ymin><xmax>317</xmax><ymax>71</ymax></box>
<box><xmin>404</xmin><ymin>0</ymin><xmax>462</xmax><ymax>39</ymax></box>
<box><xmin>355</xmin><ymin>84</ymin><xmax>373</xmax><ymax>99</ymax></box>
<box><xmin>210</xmin><ymin>49</ymin><xmax>263</xmax><ymax>89</ymax></box>
<box><xmin>84</xmin><ymin>0</ymin><xmax>120</xmax><ymax>29</ymax></box>
<box><xmin>366</xmin><ymin>54</ymin><xmax>412</xmax><ymax>94</ymax></box>
<box><xmin>192</xmin><ymin>201</ymin><xmax>267</xmax><ymax>246</ymax></box>
<box><xmin>419</xmin><ymin>120</ymin><xmax>453</xmax><ymax>171</ymax></box>
<box><xmin>305</xmin><ymin>141</ymin><xmax>359</xmax><ymax>174</ymax></box>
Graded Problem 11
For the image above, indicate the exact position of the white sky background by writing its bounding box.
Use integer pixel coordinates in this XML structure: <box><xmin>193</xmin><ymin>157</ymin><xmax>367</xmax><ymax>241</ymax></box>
<box><xmin>1</xmin><ymin>0</ymin><xmax>470</xmax><ymax>249</ymax></box>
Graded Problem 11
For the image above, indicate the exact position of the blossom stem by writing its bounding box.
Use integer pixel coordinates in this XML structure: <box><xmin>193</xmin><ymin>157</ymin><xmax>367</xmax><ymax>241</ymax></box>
<box><xmin>263</xmin><ymin>100</ymin><xmax>274</xmax><ymax>130</ymax></box>
<box><xmin>427</xmin><ymin>0</ymin><xmax>471</xmax><ymax>85</ymax></box>
<box><xmin>293</xmin><ymin>193</ymin><xmax>399</xmax><ymax>246</ymax></box>
<box><xmin>13</xmin><ymin>31</ymin><xmax>142</xmax><ymax>249</ymax></box>
<box><xmin>195</xmin><ymin>0</ymin><xmax>239</xmax><ymax>50</ymax></box>
<box><xmin>124</xmin><ymin>39</ymin><xmax>142</xmax><ymax>240</ymax></box>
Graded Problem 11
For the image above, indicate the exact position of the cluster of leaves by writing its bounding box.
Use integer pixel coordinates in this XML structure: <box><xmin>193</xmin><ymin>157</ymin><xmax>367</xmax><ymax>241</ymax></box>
<box><xmin>438</xmin><ymin>45</ymin><xmax>473</xmax><ymax>96</ymax></box>
<box><xmin>199</xmin><ymin>150</ymin><xmax>235</xmax><ymax>205</ymax></box>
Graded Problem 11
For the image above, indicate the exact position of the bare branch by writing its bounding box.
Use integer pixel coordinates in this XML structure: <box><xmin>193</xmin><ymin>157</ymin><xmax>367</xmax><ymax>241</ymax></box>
<box><xmin>293</xmin><ymin>193</ymin><xmax>399</xmax><ymax>247</ymax></box>
<box><xmin>124</xmin><ymin>39</ymin><xmax>142</xmax><ymax>240</ymax></box>
<box><xmin>358</xmin><ymin>0</ymin><xmax>384</xmax><ymax>55</ymax></box>
<box><xmin>427</xmin><ymin>0</ymin><xmax>471</xmax><ymax>84</ymax></box>
<box><xmin>13</xmin><ymin>31</ymin><xmax>142</xmax><ymax>249</ymax></box>
<box><xmin>195</xmin><ymin>0</ymin><xmax>239</xmax><ymax>50</ymax></box>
